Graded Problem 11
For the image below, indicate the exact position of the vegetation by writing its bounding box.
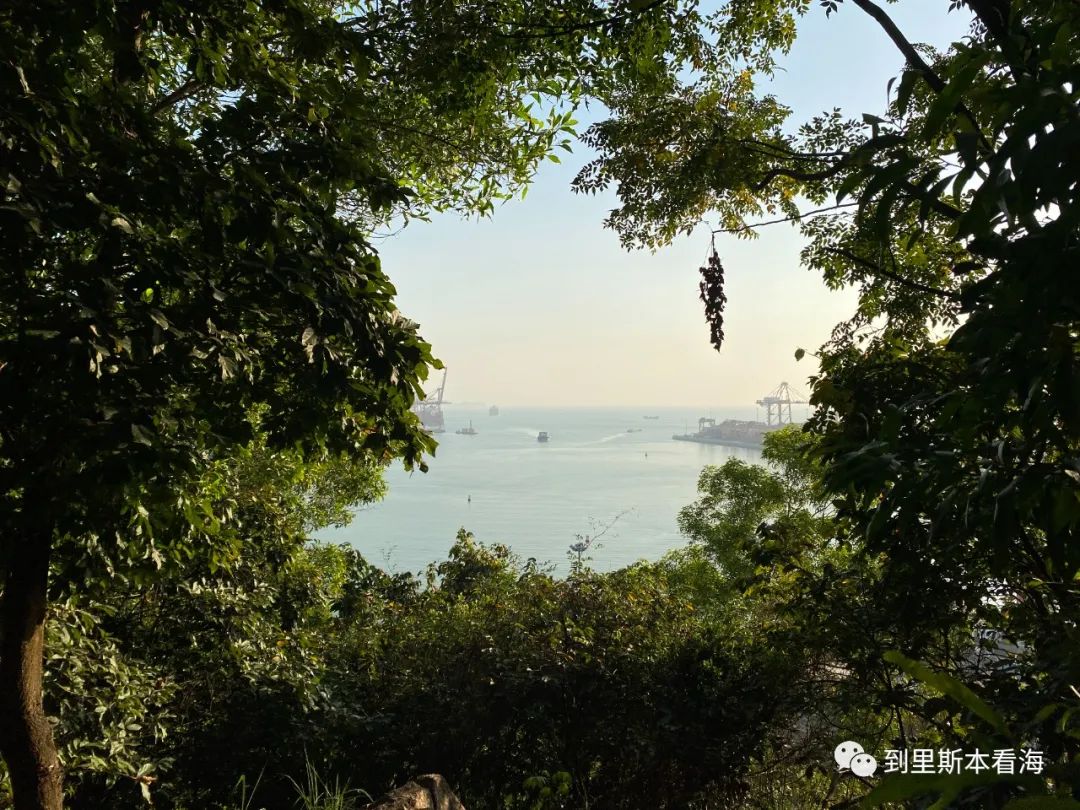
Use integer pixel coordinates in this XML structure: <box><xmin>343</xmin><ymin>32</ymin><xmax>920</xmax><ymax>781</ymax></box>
<box><xmin>579</xmin><ymin>0</ymin><xmax>1080</xmax><ymax>804</ymax></box>
<box><xmin>0</xmin><ymin>0</ymin><xmax>711</xmax><ymax>807</ymax></box>
<box><xmin>16</xmin><ymin>432</ymin><xmax>809</xmax><ymax>809</ymax></box>
<box><xmin>1</xmin><ymin>0</ymin><xmax>1077</xmax><ymax>808</ymax></box>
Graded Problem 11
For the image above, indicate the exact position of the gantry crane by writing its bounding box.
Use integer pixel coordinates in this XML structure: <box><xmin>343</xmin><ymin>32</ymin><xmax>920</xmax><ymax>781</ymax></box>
<box><xmin>412</xmin><ymin>368</ymin><xmax>448</xmax><ymax>433</ymax></box>
<box><xmin>755</xmin><ymin>381</ymin><xmax>809</xmax><ymax>426</ymax></box>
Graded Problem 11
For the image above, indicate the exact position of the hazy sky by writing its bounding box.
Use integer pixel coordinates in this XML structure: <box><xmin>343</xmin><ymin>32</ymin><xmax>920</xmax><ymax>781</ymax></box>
<box><xmin>377</xmin><ymin>2</ymin><xmax>970</xmax><ymax>408</ymax></box>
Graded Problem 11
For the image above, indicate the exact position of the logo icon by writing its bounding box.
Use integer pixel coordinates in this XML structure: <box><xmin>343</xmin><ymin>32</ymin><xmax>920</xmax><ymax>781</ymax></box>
<box><xmin>834</xmin><ymin>741</ymin><xmax>878</xmax><ymax>777</ymax></box>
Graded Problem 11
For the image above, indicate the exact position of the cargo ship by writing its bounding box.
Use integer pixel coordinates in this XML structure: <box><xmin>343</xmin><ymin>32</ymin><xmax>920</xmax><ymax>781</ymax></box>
<box><xmin>537</xmin><ymin>431</ymin><xmax>550</xmax><ymax>443</ymax></box>
<box><xmin>489</xmin><ymin>405</ymin><xmax>500</xmax><ymax>416</ymax></box>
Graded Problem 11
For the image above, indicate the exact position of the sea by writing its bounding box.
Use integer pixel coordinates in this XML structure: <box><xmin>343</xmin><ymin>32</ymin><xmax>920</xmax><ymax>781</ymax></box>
<box><xmin>317</xmin><ymin>406</ymin><xmax>768</xmax><ymax>575</ymax></box>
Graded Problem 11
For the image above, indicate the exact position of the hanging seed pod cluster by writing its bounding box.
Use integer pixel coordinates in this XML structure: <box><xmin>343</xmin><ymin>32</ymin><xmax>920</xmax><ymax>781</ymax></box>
<box><xmin>699</xmin><ymin>244</ymin><xmax>727</xmax><ymax>351</ymax></box>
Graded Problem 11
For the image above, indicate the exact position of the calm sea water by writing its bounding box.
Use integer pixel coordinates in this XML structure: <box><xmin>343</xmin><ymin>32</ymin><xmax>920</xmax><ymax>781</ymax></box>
<box><xmin>318</xmin><ymin>406</ymin><xmax>768</xmax><ymax>574</ymax></box>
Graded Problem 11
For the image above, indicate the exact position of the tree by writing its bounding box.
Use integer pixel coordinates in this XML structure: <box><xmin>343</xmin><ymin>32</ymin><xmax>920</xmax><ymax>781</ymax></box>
<box><xmin>669</xmin><ymin>429</ymin><xmax>886</xmax><ymax>801</ymax></box>
<box><xmin>575</xmin><ymin>0</ymin><xmax>1080</xmax><ymax>802</ymax></box>
<box><xmin>322</xmin><ymin>530</ymin><xmax>800</xmax><ymax>809</ymax></box>
<box><xmin>0</xmin><ymin>2</ymin><xmax>717</xmax><ymax>807</ymax></box>
<box><xmin>38</xmin><ymin>434</ymin><xmax>386</xmax><ymax>809</ymax></box>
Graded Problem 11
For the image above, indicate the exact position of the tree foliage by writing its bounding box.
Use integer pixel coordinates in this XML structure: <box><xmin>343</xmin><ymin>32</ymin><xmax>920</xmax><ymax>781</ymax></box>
<box><xmin>0</xmin><ymin>1</ymin><xmax>722</xmax><ymax>806</ymax></box>
<box><xmin>580</xmin><ymin>0</ymin><xmax>1080</xmax><ymax>803</ymax></box>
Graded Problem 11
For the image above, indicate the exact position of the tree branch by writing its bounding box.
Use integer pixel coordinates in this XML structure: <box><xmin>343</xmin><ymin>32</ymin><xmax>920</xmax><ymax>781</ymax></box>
<box><xmin>850</xmin><ymin>0</ymin><xmax>945</xmax><ymax>92</ymax></box>
<box><xmin>823</xmin><ymin>246</ymin><xmax>961</xmax><ymax>301</ymax></box>
<box><xmin>900</xmin><ymin>179</ymin><xmax>964</xmax><ymax>220</ymax></box>
<box><xmin>152</xmin><ymin>78</ymin><xmax>202</xmax><ymax>114</ymax></box>
<box><xmin>849</xmin><ymin>0</ymin><xmax>993</xmax><ymax>154</ymax></box>
<box><xmin>500</xmin><ymin>0</ymin><xmax>669</xmax><ymax>40</ymax></box>
<box><xmin>739</xmin><ymin>138</ymin><xmax>850</xmax><ymax>160</ymax></box>
<box><xmin>751</xmin><ymin>162</ymin><xmax>847</xmax><ymax>192</ymax></box>
<box><xmin>711</xmin><ymin>202</ymin><xmax>859</xmax><ymax>234</ymax></box>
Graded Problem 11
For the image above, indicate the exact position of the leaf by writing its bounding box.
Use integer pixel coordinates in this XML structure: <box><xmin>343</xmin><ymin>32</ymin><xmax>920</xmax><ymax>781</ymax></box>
<box><xmin>218</xmin><ymin>354</ymin><xmax>237</xmax><ymax>380</ymax></box>
<box><xmin>836</xmin><ymin>169</ymin><xmax>865</xmax><ymax>204</ymax></box>
<box><xmin>131</xmin><ymin>425</ymin><xmax>154</xmax><ymax>446</ymax></box>
<box><xmin>111</xmin><ymin>216</ymin><xmax>134</xmax><ymax>234</ymax></box>
<box><xmin>862</xmin><ymin>771</ymin><xmax>1043</xmax><ymax>808</ymax></box>
<box><xmin>883</xmin><ymin>650</ymin><xmax>1009</xmax><ymax>735</ymax></box>
<box><xmin>15</xmin><ymin>65</ymin><xmax>30</xmax><ymax>94</ymax></box>
<box><xmin>1004</xmin><ymin>800</ymin><xmax>1080</xmax><ymax>809</ymax></box>
<box><xmin>795</xmin><ymin>348</ymin><xmax>806</xmax><ymax>361</ymax></box>
<box><xmin>921</xmin><ymin>56</ymin><xmax>987</xmax><ymax>142</ymax></box>
<box><xmin>894</xmin><ymin>69</ymin><xmax>920</xmax><ymax>117</ymax></box>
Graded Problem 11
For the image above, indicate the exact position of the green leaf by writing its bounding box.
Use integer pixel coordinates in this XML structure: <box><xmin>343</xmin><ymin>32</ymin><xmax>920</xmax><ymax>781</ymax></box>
<box><xmin>862</xmin><ymin>771</ymin><xmax>1043</xmax><ymax>808</ymax></box>
<box><xmin>921</xmin><ymin>56</ymin><xmax>987</xmax><ymax>142</ymax></box>
<box><xmin>131</xmin><ymin>425</ymin><xmax>154</xmax><ymax>446</ymax></box>
<box><xmin>883</xmin><ymin>650</ymin><xmax>1009</xmax><ymax>735</ymax></box>
<box><xmin>894</xmin><ymin>69</ymin><xmax>920</xmax><ymax>117</ymax></box>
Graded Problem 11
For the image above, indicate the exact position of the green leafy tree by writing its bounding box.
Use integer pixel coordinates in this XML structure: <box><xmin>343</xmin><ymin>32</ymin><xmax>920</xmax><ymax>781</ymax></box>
<box><xmin>0</xmin><ymin>1</ymin><xmax>719</xmax><ymax>807</ymax></box>
<box><xmin>576</xmin><ymin>0</ymin><xmax>1080</xmax><ymax>802</ymax></box>
<box><xmin>323</xmin><ymin>530</ymin><xmax>801</xmax><ymax>810</ymax></box>
<box><xmin>24</xmin><ymin>433</ymin><xmax>386</xmax><ymax>809</ymax></box>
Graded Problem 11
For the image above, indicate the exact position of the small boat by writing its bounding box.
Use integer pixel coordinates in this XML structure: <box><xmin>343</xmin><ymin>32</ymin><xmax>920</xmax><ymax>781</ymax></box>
<box><xmin>456</xmin><ymin>420</ymin><xmax>478</xmax><ymax>436</ymax></box>
<box><xmin>537</xmin><ymin>431</ymin><xmax>549</xmax><ymax>443</ymax></box>
<box><xmin>489</xmin><ymin>405</ymin><xmax>500</xmax><ymax>416</ymax></box>
<box><xmin>627</xmin><ymin>427</ymin><xmax>643</xmax><ymax>433</ymax></box>
<box><xmin>643</xmin><ymin>415</ymin><xmax>659</xmax><ymax>420</ymax></box>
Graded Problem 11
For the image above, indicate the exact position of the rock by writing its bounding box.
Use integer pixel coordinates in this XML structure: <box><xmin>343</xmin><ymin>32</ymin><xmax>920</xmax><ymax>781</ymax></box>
<box><xmin>360</xmin><ymin>774</ymin><xmax>465</xmax><ymax>810</ymax></box>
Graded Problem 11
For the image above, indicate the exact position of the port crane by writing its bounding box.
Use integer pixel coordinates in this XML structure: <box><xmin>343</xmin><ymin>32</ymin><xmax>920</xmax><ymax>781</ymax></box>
<box><xmin>755</xmin><ymin>381</ymin><xmax>809</xmax><ymax>426</ymax></box>
<box><xmin>412</xmin><ymin>368</ymin><xmax>449</xmax><ymax>433</ymax></box>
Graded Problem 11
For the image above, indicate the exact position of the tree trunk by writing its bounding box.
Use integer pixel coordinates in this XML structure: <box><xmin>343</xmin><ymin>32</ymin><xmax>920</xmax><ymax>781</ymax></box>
<box><xmin>0</xmin><ymin>533</ymin><xmax>63</xmax><ymax>810</ymax></box>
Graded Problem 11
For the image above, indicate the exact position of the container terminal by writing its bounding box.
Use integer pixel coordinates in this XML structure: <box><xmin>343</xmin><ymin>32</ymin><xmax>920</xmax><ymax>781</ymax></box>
<box><xmin>673</xmin><ymin>382</ymin><xmax>808</xmax><ymax>449</ymax></box>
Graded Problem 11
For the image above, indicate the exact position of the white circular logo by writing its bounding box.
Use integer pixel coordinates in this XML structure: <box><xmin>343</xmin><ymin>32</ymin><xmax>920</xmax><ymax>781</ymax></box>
<box><xmin>850</xmin><ymin>753</ymin><xmax>878</xmax><ymax>777</ymax></box>
<box><xmin>834</xmin><ymin>741</ymin><xmax>864</xmax><ymax>770</ymax></box>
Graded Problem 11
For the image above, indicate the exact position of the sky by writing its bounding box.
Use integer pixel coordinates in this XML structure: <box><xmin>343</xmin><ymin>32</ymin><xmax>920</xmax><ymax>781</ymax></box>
<box><xmin>375</xmin><ymin>2</ymin><xmax>972</xmax><ymax>408</ymax></box>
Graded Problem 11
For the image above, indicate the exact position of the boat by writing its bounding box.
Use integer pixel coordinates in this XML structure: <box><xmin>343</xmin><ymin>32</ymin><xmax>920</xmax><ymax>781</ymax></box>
<box><xmin>489</xmin><ymin>405</ymin><xmax>499</xmax><ymax>416</ymax></box>
<box><xmin>456</xmin><ymin>420</ymin><xmax>478</xmax><ymax>436</ymax></box>
<box><xmin>643</xmin><ymin>415</ymin><xmax>659</xmax><ymax>420</ymax></box>
<box><xmin>537</xmin><ymin>431</ymin><xmax>549</xmax><ymax>443</ymax></box>
<box><xmin>627</xmin><ymin>428</ymin><xmax>643</xmax><ymax>433</ymax></box>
